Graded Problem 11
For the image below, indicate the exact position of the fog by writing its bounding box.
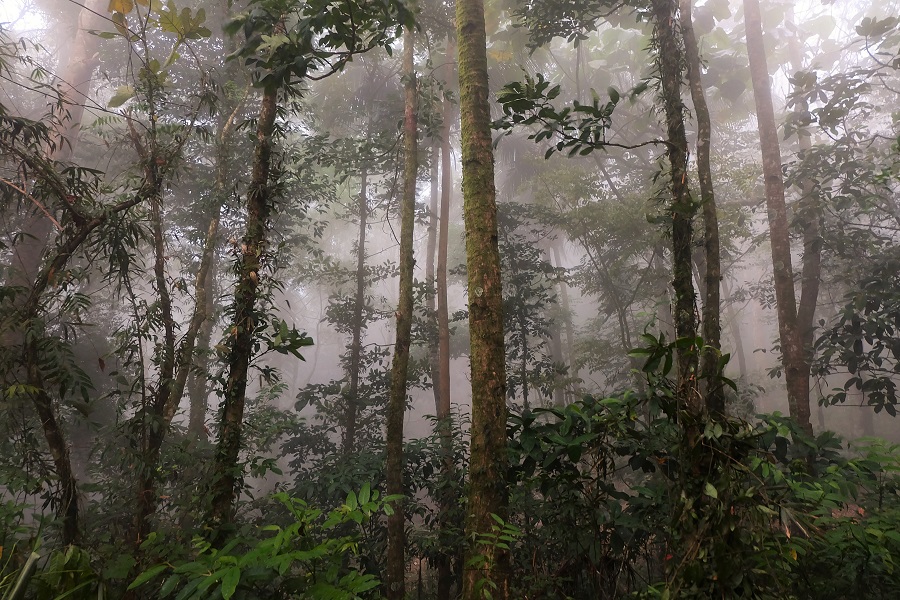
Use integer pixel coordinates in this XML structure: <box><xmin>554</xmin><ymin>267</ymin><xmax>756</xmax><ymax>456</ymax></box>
<box><xmin>2</xmin><ymin>0</ymin><xmax>899</xmax><ymax>596</ymax></box>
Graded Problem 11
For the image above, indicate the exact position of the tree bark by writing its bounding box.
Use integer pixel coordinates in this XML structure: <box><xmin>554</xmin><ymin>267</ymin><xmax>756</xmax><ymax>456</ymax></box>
<box><xmin>209</xmin><ymin>83</ymin><xmax>279</xmax><ymax>529</ymax></box>
<box><xmin>4</xmin><ymin>1</ymin><xmax>107</xmax><ymax>544</ymax></box>
<box><xmin>786</xmin><ymin>7</ymin><xmax>822</xmax><ymax>400</ymax></box>
<box><xmin>680</xmin><ymin>0</ymin><xmax>723</xmax><ymax>414</ymax></box>
<box><xmin>551</xmin><ymin>243</ymin><xmax>576</xmax><ymax>404</ymax></box>
<box><xmin>385</xmin><ymin>26</ymin><xmax>417</xmax><ymax>600</ymax></box>
<box><xmin>435</xmin><ymin>73</ymin><xmax>455</xmax><ymax>600</ymax></box>
<box><xmin>457</xmin><ymin>0</ymin><xmax>509</xmax><ymax>597</ymax></box>
<box><xmin>652</xmin><ymin>0</ymin><xmax>700</xmax><ymax>412</ymax></box>
<box><xmin>342</xmin><ymin>169</ymin><xmax>368</xmax><ymax>454</ymax></box>
<box><xmin>427</xmin><ymin>132</ymin><xmax>441</xmax><ymax>420</ymax></box>
<box><xmin>743</xmin><ymin>0</ymin><xmax>812</xmax><ymax>433</ymax></box>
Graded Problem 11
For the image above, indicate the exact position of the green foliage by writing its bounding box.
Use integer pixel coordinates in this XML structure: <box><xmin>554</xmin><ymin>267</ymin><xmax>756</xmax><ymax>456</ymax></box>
<box><xmin>815</xmin><ymin>250</ymin><xmax>900</xmax><ymax>413</ymax></box>
<box><xmin>224</xmin><ymin>0</ymin><xmax>413</xmax><ymax>90</ymax></box>
<box><xmin>130</xmin><ymin>488</ymin><xmax>396</xmax><ymax>599</ymax></box>
<box><xmin>465</xmin><ymin>514</ymin><xmax>521</xmax><ymax>600</ymax></box>
<box><xmin>494</xmin><ymin>72</ymin><xmax>635</xmax><ymax>159</ymax></box>
<box><xmin>498</xmin><ymin>202</ymin><xmax>565</xmax><ymax>406</ymax></box>
<box><xmin>505</xmin><ymin>334</ymin><xmax>900</xmax><ymax>599</ymax></box>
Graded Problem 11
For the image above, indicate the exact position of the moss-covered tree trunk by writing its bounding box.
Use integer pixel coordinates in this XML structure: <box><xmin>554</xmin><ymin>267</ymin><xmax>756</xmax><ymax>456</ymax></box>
<box><xmin>744</xmin><ymin>0</ymin><xmax>812</xmax><ymax>434</ymax></box>
<box><xmin>680</xmin><ymin>0</ymin><xmax>723</xmax><ymax>414</ymax></box>
<box><xmin>457</xmin><ymin>0</ymin><xmax>509</xmax><ymax>597</ymax></box>
<box><xmin>652</xmin><ymin>0</ymin><xmax>700</xmax><ymax>412</ymax></box>
<box><xmin>209</xmin><ymin>83</ymin><xmax>279</xmax><ymax>529</ymax></box>
<box><xmin>385</xmin><ymin>26</ymin><xmax>417</xmax><ymax>600</ymax></box>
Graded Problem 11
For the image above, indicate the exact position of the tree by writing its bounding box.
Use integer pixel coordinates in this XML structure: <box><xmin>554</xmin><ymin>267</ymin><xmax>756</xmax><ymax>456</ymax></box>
<box><xmin>456</xmin><ymin>0</ymin><xmax>509</xmax><ymax>597</ymax></box>
<box><xmin>385</xmin><ymin>25</ymin><xmax>418</xmax><ymax>600</ymax></box>
<box><xmin>651</xmin><ymin>0</ymin><xmax>699</xmax><ymax>412</ymax></box>
<box><xmin>680</xmin><ymin>0</ymin><xmax>723</xmax><ymax>414</ymax></box>
<box><xmin>743</xmin><ymin>0</ymin><xmax>812</xmax><ymax>434</ymax></box>
<box><xmin>208</xmin><ymin>0</ymin><xmax>413</xmax><ymax>528</ymax></box>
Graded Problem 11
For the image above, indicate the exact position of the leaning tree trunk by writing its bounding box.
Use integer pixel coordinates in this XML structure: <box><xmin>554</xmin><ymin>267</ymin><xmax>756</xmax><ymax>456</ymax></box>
<box><xmin>385</xmin><ymin>26</ymin><xmax>417</xmax><ymax>600</ymax></box>
<box><xmin>744</xmin><ymin>0</ymin><xmax>812</xmax><ymax>434</ymax></box>
<box><xmin>457</xmin><ymin>0</ymin><xmax>509</xmax><ymax>598</ymax></box>
<box><xmin>681</xmin><ymin>0</ymin><xmax>724</xmax><ymax>414</ymax></box>
<box><xmin>652</xmin><ymin>0</ymin><xmax>700</xmax><ymax>413</ymax></box>
<box><xmin>7</xmin><ymin>0</ymin><xmax>107</xmax><ymax>545</ymax></box>
<box><xmin>209</xmin><ymin>83</ymin><xmax>279</xmax><ymax>530</ymax></box>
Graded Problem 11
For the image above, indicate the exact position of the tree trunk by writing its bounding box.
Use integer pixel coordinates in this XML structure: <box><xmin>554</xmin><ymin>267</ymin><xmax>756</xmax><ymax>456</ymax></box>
<box><xmin>28</xmin><ymin>366</ymin><xmax>80</xmax><ymax>546</ymax></box>
<box><xmin>385</xmin><ymin>26</ymin><xmax>417</xmax><ymax>600</ymax></box>
<box><xmin>681</xmin><ymin>0</ymin><xmax>723</xmax><ymax>414</ymax></box>
<box><xmin>743</xmin><ymin>0</ymin><xmax>812</xmax><ymax>434</ymax></box>
<box><xmin>5</xmin><ymin>1</ymin><xmax>107</xmax><ymax>544</ymax></box>
<box><xmin>551</xmin><ymin>243</ymin><xmax>576</xmax><ymax>404</ymax></box>
<box><xmin>787</xmin><ymin>7</ymin><xmax>822</xmax><ymax>407</ymax></box>
<box><xmin>652</xmin><ymin>0</ymin><xmax>699</xmax><ymax>412</ymax></box>
<box><xmin>457</xmin><ymin>0</ymin><xmax>509</xmax><ymax>597</ymax></box>
<box><xmin>427</xmin><ymin>133</ymin><xmax>441</xmax><ymax>420</ymax></box>
<box><xmin>342</xmin><ymin>169</ymin><xmax>368</xmax><ymax>455</ymax></box>
<box><xmin>721</xmin><ymin>277</ymin><xmax>748</xmax><ymax>378</ymax></box>
<box><xmin>209</xmin><ymin>83</ymin><xmax>279</xmax><ymax>530</ymax></box>
<box><xmin>435</xmin><ymin>81</ymin><xmax>455</xmax><ymax>600</ymax></box>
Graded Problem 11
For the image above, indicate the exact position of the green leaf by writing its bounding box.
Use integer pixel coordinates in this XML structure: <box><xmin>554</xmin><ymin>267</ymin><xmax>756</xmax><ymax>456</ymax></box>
<box><xmin>221</xmin><ymin>567</ymin><xmax>240</xmax><ymax>599</ymax></box>
<box><xmin>358</xmin><ymin>483</ymin><xmax>370</xmax><ymax>506</ymax></box>
<box><xmin>109</xmin><ymin>85</ymin><xmax>135</xmax><ymax>108</ymax></box>
<box><xmin>128</xmin><ymin>564</ymin><xmax>168</xmax><ymax>590</ymax></box>
<box><xmin>607</xmin><ymin>86</ymin><xmax>620</xmax><ymax>104</ymax></box>
<box><xmin>704</xmin><ymin>482</ymin><xmax>718</xmax><ymax>499</ymax></box>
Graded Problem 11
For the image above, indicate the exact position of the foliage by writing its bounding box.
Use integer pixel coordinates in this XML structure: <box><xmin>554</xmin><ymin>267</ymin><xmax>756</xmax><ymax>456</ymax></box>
<box><xmin>223</xmin><ymin>0</ymin><xmax>413</xmax><ymax>90</ymax></box>
<box><xmin>130</xmin><ymin>487</ymin><xmax>398</xmax><ymax>600</ymax></box>
<box><xmin>498</xmin><ymin>202</ymin><xmax>564</xmax><ymax>407</ymax></box>
<box><xmin>815</xmin><ymin>249</ymin><xmax>900</xmax><ymax>413</ymax></box>
<box><xmin>506</xmin><ymin>334</ymin><xmax>900</xmax><ymax>599</ymax></box>
<box><xmin>494</xmin><ymin>72</ymin><xmax>640</xmax><ymax>160</ymax></box>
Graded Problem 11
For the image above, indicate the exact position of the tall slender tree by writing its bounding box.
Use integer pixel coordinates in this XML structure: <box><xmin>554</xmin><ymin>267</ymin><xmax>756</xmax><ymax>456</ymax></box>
<box><xmin>680</xmin><ymin>0</ymin><xmax>723</xmax><ymax>414</ymax></box>
<box><xmin>457</xmin><ymin>0</ymin><xmax>509</xmax><ymax>598</ymax></box>
<box><xmin>209</xmin><ymin>81</ymin><xmax>279</xmax><ymax>529</ymax></box>
<box><xmin>743</xmin><ymin>0</ymin><xmax>812</xmax><ymax>433</ymax></box>
<box><xmin>651</xmin><ymin>0</ymin><xmax>700</xmax><ymax>412</ymax></box>
<box><xmin>385</xmin><ymin>25</ymin><xmax>418</xmax><ymax>600</ymax></box>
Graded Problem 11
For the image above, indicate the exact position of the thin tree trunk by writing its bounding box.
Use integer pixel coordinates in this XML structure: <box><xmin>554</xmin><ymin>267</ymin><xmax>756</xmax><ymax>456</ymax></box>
<box><xmin>652</xmin><ymin>0</ymin><xmax>700</xmax><ymax>412</ymax></box>
<box><xmin>209</xmin><ymin>83</ymin><xmax>279</xmax><ymax>529</ymax></box>
<box><xmin>787</xmin><ymin>8</ymin><xmax>822</xmax><ymax>403</ymax></box>
<box><xmin>342</xmin><ymin>169</ymin><xmax>368</xmax><ymax>454</ymax></box>
<box><xmin>427</xmin><ymin>133</ymin><xmax>441</xmax><ymax>418</ymax></box>
<box><xmin>385</xmin><ymin>26</ymin><xmax>417</xmax><ymax>600</ymax></box>
<box><xmin>681</xmin><ymin>0</ymin><xmax>723</xmax><ymax>414</ymax></box>
<box><xmin>551</xmin><ymin>243</ymin><xmax>576</xmax><ymax>404</ymax></box>
<box><xmin>188</xmin><ymin>4</ymin><xmax>244</xmax><ymax>442</ymax></box>
<box><xmin>436</xmin><ymin>45</ymin><xmax>455</xmax><ymax>442</ymax></box>
<box><xmin>28</xmin><ymin>369</ymin><xmax>80</xmax><ymax>545</ymax></box>
<box><xmin>187</xmin><ymin>247</ymin><xmax>217</xmax><ymax>440</ymax></box>
<box><xmin>744</xmin><ymin>0</ymin><xmax>812</xmax><ymax>434</ymax></box>
<box><xmin>435</xmin><ymin>85</ymin><xmax>455</xmax><ymax>600</ymax></box>
<box><xmin>721</xmin><ymin>278</ymin><xmax>748</xmax><ymax>378</ymax></box>
<box><xmin>5</xmin><ymin>1</ymin><xmax>106</xmax><ymax>544</ymax></box>
<box><xmin>14</xmin><ymin>184</ymin><xmax>150</xmax><ymax>546</ymax></box>
<box><xmin>457</xmin><ymin>0</ymin><xmax>509</xmax><ymax>597</ymax></box>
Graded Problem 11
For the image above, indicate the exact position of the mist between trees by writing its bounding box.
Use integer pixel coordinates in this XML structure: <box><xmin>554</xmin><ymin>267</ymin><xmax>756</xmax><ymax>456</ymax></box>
<box><xmin>1</xmin><ymin>0</ymin><xmax>900</xmax><ymax>598</ymax></box>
